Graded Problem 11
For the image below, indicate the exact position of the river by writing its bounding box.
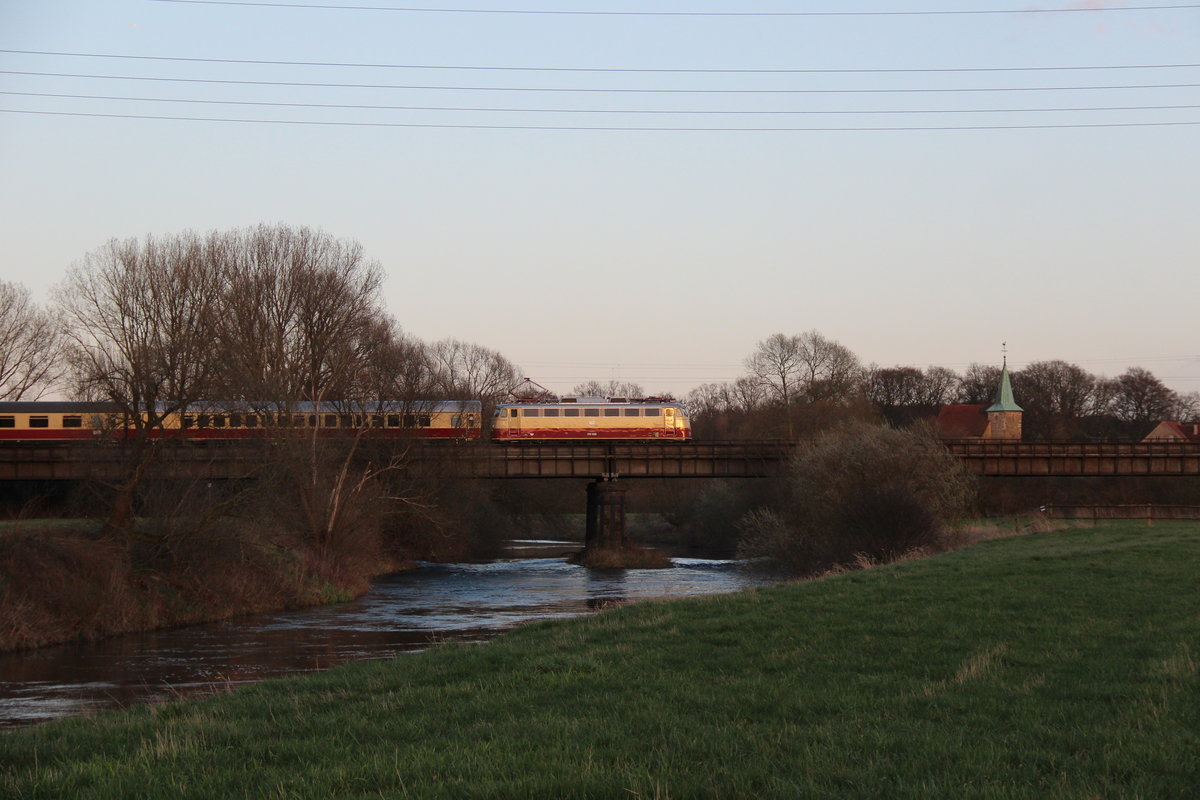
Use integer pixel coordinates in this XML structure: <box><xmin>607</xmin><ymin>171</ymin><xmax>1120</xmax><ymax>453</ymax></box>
<box><xmin>0</xmin><ymin>540</ymin><xmax>764</xmax><ymax>728</ymax></box>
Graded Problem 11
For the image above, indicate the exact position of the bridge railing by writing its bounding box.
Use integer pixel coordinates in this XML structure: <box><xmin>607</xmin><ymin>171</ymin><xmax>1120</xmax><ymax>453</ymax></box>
<box><xmin>3</xmin><ymin>439</ymin><xmax>1200</xmax><ymax>481</ymax></box>
<box><xmin>942</xmin><ymin>439</ymin><xmax>1200</xmax><ymax>457</ymax></box>
<box><xmin>1042</xmin><ymin>504</ymin><xmax>1200</xmax><ymax>523</ymax></box>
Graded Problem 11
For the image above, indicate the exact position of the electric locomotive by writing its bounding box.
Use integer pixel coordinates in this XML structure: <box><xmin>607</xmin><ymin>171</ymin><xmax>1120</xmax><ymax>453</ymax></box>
<box><xmin>491</xmin><ymin>396</ymin><xmax>691</xmax><ymax>442</ymax></box>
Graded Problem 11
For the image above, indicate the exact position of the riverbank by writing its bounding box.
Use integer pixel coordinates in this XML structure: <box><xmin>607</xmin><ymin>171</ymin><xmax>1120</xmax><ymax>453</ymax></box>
<box><xmin>4</xmin><ymin>521</ymin><xmax>1196</xmax><ymax>798</ymax></box>
<box><xmin>0</xmin><ymin>518</ymin><xmax>412</xmax><ymax>652</ymax></box>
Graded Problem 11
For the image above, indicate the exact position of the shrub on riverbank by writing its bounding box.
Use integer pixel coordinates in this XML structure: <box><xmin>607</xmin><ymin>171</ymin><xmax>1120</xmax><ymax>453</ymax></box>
<box><xmin>738</xmin><ymin>423</ymin><xmax>976</xmax><ymax>575</ymax></box>
<box><xmin>3</xmin><ymin>522</ymin><xmax>1197</xmax><ymax>798</ymax></box>
<box><xmin>0</xmin><ymin>517</ymin><xmax>394</xmax><ymax>652</ymax></box>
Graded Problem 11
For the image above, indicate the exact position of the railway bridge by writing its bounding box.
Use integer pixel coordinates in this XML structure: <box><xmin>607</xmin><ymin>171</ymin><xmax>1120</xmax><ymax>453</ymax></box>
<box><xmin>2</xmin><ymin>440</ymin><xmax>1198</xmax><ymax>553</ymax></box>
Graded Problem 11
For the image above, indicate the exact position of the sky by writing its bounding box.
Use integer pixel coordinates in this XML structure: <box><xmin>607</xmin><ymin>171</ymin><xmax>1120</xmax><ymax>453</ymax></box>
<box><xmin>1</xmin><ymin>0</ymin><xmax>1197</xmax><ymax>398</ymax></box>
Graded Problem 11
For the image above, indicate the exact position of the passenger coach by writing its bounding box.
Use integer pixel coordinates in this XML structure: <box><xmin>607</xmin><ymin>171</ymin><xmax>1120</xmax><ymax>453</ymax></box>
<box><xmin>491</xmin><ymin>397</ymin><xmax>691</xmax><ymax>442</ymax></box>
<box><xmin>0</xmin><ymin>400</ymin><xmax>481</xmax><ymax>442</ymax></box>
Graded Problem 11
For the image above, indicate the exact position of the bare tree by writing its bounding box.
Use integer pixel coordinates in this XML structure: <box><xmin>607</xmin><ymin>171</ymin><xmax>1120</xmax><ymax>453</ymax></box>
<box><xmin>746</xmin><ymin>330</ymin><xmax>862</xmax><ymax>438</ymax></box>
<box><xmin>726</xmin><ymin>376</ymin><xmax>769</xmax><ymax>413</ymax></box>
<box><xmin>214</xmin><ymin>224</ymin><xmax>385</xmax><ymax>406</ymax></box>
<box><xmin>1175</xmin><ymin>392</ymin><xmax>1200</xmax><ymax>423</ymax></box>
<box><xmin>55</xmin><ymin>233</ymin><xmax>226</xmax><ymax>532</ymax></box>
<box><xmin>358</xmin><ymin>321</ymin><xmax>436</xmax><ymax>402</ymax></box>
<box><xmin>208</xmin><ymin>225</ymin><xmax>438</xmax><ymax>554</ymax></box>
<box><xmin>1106</xmin><ymin>367</ymin><xmax>1179</xmax><ymax>426</ymax></box>
<box><xmin>571</xmin><ymin>380</ymin><xmax>645</xmax><ymax>398</ymax></box>
<box><xmin>428</xmin><ymin>337</ymin><xmax>521</xmax><ymax>411</ymax></box>
<box><xmin>0</xmin><ymin>280</ymin><xmax>63</xmax><ymax>400</ymax></box>
<box><xmin>865</xmin><ymin>365</ymin><xmax>941</xmax><ymax>427</ymax></box>
<box><xmin>919</xmin><ymin>367</ymin><xmax>960</xmax><ymax>407</ymax></box>
<box><xmin>956</xmin><ymin>363</ymin><xmax>1003</xmax><ymax>404</ymax></box>
<box><xmin>57</xmin><ymin>233</ymin><xmax>224</xmax><ymax>424</ymax></box>
<box><xmin>684</xmin><ymin>377</ymin><xmax>773</xmax><ymax>440</ymax></box>
<box><xmin>866</xmin><ymin>366</ymin><xmax>926</xmax><ymax>410</ymax></box>
<box><xmin>746</xmin><ymin>333</ymin><xmax>805</xmax><ymax>414</ymax></box>
<box><xmin>1014</xmin><ymin>360</ymin><xmax>1098</xmax><ymax>439</ymax></box>
<box><xmin>796</xmin><ymin>330</ymin><xmax>863</xmax><ymax>402</ymax></box>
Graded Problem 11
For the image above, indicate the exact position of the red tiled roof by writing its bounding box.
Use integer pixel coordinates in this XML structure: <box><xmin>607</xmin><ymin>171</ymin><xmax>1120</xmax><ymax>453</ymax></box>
<box><xmin>1143</xmin><ymin>421</ymin><xmax>1200</xmax><ymax>442</ymax></box>
<box><xmin>936</xmin><ymin>404</ymin><xmax>989</xmax><ymax>437</ymax></box>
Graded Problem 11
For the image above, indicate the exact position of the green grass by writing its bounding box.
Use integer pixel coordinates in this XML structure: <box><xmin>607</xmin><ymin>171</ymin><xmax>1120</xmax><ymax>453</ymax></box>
<box><xmin>3</xmin><ymin>522</ymin><xmax>1198</xmax><ymax>799</ymax></box>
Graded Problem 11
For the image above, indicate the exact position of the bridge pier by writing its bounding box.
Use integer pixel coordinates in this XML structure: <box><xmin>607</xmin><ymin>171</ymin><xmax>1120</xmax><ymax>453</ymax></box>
<box><xmin>584</xmin><ymin>480</ymin><xmax>628</xmax><ymax>553</ymax></box>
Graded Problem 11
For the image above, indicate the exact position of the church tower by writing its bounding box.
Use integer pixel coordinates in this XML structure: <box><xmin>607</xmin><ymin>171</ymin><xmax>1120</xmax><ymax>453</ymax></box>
<box><xmin>984</xmin><ymin>354</ymin><xmax>1023</xmax><ymax>440</ymax></box>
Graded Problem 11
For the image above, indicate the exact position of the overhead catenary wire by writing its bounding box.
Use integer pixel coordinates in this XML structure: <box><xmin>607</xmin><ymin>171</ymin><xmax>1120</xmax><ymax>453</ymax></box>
<box><xmin>4</xmin><ymin>49</ymin><xmax>1200</xmax><ymax>74</ymax></box>
<box><xmin>4</xmin><ymin>107</ymin><xmax>1199</xmax><ymax>130</ymax></box>
<box><xmin>7</xmin><ymin>70</ymin><xmax>1199</xmax><ymax>95</ymax></box>
<box><xmin>147</xmin><ymin>0</ymin><xmax>1200</xmax><ymax>17</ymax></box>
<box><xmin>7</xmin><ymin>90</ymin><xmax>1199</xmax><ymax>116</ymax></box>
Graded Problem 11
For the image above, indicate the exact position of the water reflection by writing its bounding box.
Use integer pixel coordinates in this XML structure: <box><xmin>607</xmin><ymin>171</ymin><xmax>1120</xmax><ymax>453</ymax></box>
<box><xmin>0</xmin><ymin>540</ymin><xmax>762</xmax><ymax>727</ymax></box>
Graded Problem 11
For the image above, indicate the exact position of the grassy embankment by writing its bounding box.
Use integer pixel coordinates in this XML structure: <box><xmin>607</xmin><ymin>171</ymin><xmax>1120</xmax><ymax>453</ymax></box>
<box><xmin>4</xmin><ymin>522</ymin><xmax>1198</xmax><ymax>798</ymax></box>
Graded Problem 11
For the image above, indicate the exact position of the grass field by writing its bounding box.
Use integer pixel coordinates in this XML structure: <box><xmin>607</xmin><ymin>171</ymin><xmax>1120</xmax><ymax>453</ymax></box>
<box><xmin>3</xmin><ymin>522</ymin><xmax>1198</xmax><ymax>799</ymax></box>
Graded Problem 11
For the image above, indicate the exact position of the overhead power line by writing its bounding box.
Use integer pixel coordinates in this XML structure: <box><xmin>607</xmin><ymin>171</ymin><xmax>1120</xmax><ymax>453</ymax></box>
<box><xmin>5</xmin><ymin>107</ymin><xmax>1199</xmax><ymax>131</ymax></box>
<box><xmin>148</xmin><ymin>0</ymin><xmax>1200</xmax><ymax>17</ymax></box>
<box><xmin>4</xmin><ymin>49</ymin><xmax>1200</xmax><ymax>74</ymax></box>
<box><xmin>7</xmin><ymin>70</ymin><xmax>1199</xmax><ymax>95</ymax></box>
<box><xmin>7</xmin><ymin>90</ymin><xmax>1199</xmax><ymax>116</ymax></box>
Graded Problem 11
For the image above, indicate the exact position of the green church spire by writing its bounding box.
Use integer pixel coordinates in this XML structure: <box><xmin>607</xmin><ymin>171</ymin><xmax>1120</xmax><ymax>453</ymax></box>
<box><xmin>987</xmin><ymin>349</ymin><xmax>1022</xmax><ymax>413</ymax></box>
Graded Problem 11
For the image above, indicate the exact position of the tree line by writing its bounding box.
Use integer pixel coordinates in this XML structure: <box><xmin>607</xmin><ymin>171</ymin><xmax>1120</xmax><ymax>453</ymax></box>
<box><xmin>7</xmin><ymin>256</ymin><xmax>1197</xmax><ymax>445</ymax></box>
<box><xmin>684</xmin><ymin>330</ymin><xmax>1198</xmax><ymax>442</ymax></box>
<box><xmin>2</xmin><ymin>225</ymin><xmax>520</xmax><ymax>416</ymax></box>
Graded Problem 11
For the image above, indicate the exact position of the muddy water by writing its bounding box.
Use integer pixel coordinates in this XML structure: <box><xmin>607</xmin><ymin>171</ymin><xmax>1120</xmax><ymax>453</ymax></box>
<box><xmin>0</xmin><ymin>541</ymin><xmax>764</xmax><ymax>727</ymax></box>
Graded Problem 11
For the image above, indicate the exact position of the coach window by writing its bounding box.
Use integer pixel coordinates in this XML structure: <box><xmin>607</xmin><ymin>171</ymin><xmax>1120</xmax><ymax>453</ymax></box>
<box><xmin>584</xmin><ymin>408</ymin><xmax>600</xmax><ymax>417</ymax></box>
<box><xmin>603</xmin><ymin>408</ymin><xmax>620</xmax><ymax>417</ymax></box>
<box><xmin>624</xmin><ymin>408</ymin><xmax>640</xmax><ymax>417</ymax></box>
<box><xmin>510</xmin><ymin>408</ymin><xmax>518</xmax><ymax>417</ymax></box>
<box><xmin>564</xmin><ymin>408</ymin><xmax>580</xmax><ymax>417</ymax></box>
<box><xmin>324</xmin><ymin>414</ymin><xmax>337</xmax><ymax>428</ymax></box>
<box><xmin>63</xmin><ymin>415</ymin><xmax>84</xmax><ymax>428</ymax></box>
<box><xmin>419</xmin><ymin>415</ymin><xmax>432</xmax><ymax>427</ymax></box>
<box><xmin>0</xmin><ymin>416</ymin><xmax>14</xmax><ymax>428</ymax></box>
<box><xmin>230</xmin><ymin>414</ymin><xmax>243</xmax><ymax>428</ymax></box>
<box><xmin>246</xmin><ymin>414</ymin><xmax>259</xmax><ymax>428</ymax></box>
<box><xmin>372</xmin><ymin>414</ymin><xmax>385</xmax><ymax>428</ymax></box>
<box><xmin>523</xmin><ymin>408</ymin><xmax>540</xmax><ymax>417</ymax></box>
<box><xmin>198</xmin><ymin>414</ymin><xmax>210</xmax><ymax>428</ymax></box>
<box><xmin>543</xmin><ymin>408</ymin><xmax>560</xmax><ymax>417</ymax></box>
<box><xmin>30</xmin><ymin>416</ymin><xmax>49</xmax><ymax>428</ymax></box>
<box><xmin>212</xmin><ymin>415</ymin><xmax>226</xmax><ymax>428</ymax></box>
<box><xmin>387</xmin><ymin>414</ymin><xmax>400</xmax><ymax>427</ymax></box>
<box><xmin>643</xmin><ymin>408</ymin><xmax>660</xmax><ymax>417</ymax></box>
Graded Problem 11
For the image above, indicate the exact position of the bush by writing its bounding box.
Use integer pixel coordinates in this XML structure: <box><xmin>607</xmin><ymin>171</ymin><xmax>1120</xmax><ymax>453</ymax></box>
<box><xmin>737</xmin><ymin>423</ymin><xmax>975</xmax><ymax>576</ymax></box>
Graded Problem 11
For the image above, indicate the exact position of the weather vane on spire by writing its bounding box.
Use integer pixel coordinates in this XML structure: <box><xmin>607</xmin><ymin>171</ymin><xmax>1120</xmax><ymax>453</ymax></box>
<box><xmin>1002</xmin><ymin>341</ymin><xmax>1008</xmax><ymax>368</ymax></box>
